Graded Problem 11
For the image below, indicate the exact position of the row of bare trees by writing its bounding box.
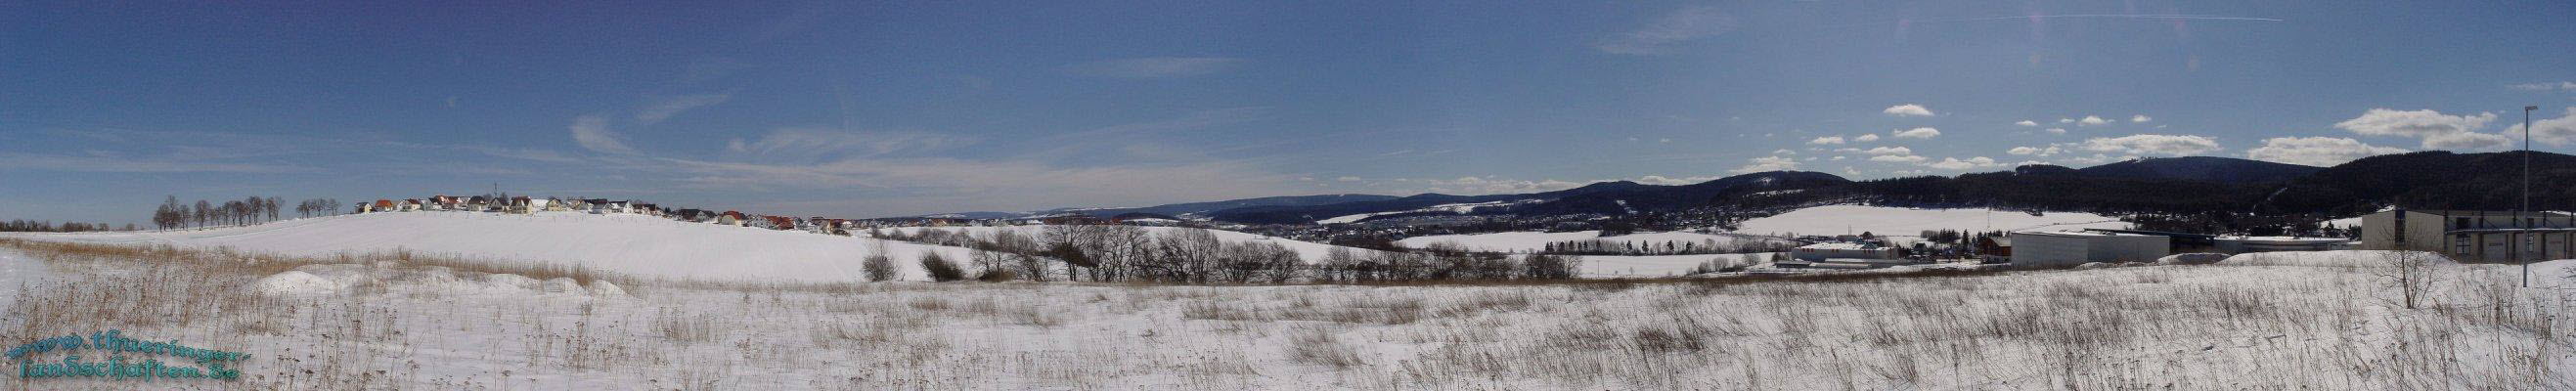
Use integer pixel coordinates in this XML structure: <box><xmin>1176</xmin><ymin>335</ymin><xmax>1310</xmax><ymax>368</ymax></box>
<box><xmin>877</xmin><ymin>225</ymin><xmax>1583</xmax><ymax>283</ymax></box>
<box><xmin>0</xmin><ymin>220</ymin><xmax>127</xmax><ymax>233</ymax></box>
<box><xmin>150</xmin><ymin>196</ymin><xmax>314</xmax><ymax>230</ymax></box>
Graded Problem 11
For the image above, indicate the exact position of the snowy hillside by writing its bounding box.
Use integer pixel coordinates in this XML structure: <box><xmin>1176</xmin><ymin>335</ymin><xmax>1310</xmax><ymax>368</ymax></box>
<box><xmin>1732</xmin><ymin>205</ymin><xmax>2129</xmax><ymax>239</ymax></box>
<box><xmin>1396</xmin><ymin>230</ymin><xmax>1790</xmax><ymax>253</ymax></box>
<box><xmin>4</xmin><ymin>212</ymin><xmax>972</xmax><ymax>282</ymax></box>
<box><xmin>882</xmin><ymin>225</ymin><xmax>1381</xmax><ymax>262</ymax></box>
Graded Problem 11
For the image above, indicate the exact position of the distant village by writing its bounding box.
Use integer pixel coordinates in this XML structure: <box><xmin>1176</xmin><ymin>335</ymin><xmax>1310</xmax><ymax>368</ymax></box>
<box><xmin>350</xmin><ymin>195</ymin><xmax>1195</xmax><ymax>236</ymax></box>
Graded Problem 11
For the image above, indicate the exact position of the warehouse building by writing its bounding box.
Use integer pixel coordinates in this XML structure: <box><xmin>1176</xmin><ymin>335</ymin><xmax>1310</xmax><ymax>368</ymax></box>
<box><xmin>2009</xmin><ymin>231</ymin><xmax>2170</xmax><ymax>268</ymax></box>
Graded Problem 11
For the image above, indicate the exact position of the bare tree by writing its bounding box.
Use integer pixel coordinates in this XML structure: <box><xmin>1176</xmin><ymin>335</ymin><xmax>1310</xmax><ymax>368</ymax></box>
<box><xmin>2380</xmin><ymin>250</ymin><xmax>2446</xmax><ymax>310</ymax></box>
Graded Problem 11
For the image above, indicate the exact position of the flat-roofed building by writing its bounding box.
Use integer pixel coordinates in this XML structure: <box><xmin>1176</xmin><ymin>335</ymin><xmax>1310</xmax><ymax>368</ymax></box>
<box><xmin>2360</xmin><ymin>209</ymin><xmax>2576</xmax><ymax>262</ymax></box>
<box><xmin>2011</xmin><ymin>231</ymin><xmax>2170</xmax><ymax>268</ymax></box>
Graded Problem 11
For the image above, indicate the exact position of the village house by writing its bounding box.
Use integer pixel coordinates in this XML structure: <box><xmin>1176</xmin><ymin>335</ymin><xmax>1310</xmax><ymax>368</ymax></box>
<box><xmin>507</xmin><ymin>196</ymin><xmax>536</xmax><ymax>214</ymax></box>
<box><xmin>719</xmin><ymin>211</ymin><xmax>747</xmax><ymax>227</ymax></box>
<box><xmin>544</xmin><ymin>197</ymin><xmax>573</xmax><ymax>212</ymax></box>
<box><xmin>399</xmin><ymin>199</ymin><xmax>423</xmax><ymax>212</ymax></box>
<box><xmin>429</xmin><ymin>195</ymin><xmax>460</xmax><ymax>211</ymax></box>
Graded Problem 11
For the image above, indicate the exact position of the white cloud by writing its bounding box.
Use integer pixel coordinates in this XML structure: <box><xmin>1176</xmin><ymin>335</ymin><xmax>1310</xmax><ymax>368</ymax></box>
<box><xmin>1730</xmin><ymin>155</ymin><xmax>1799</xmax><ymax>174</ymax></box>
<box><xmin>1923</xmin><ymin>156</ymin><xmax>2002</xmax><ymax>170</ymax></box>
<box><xmin>1772</xmin><ymin>149</ymin><xmax>1797</xmax><ymax>154</ymax></box>
<box><xmin>2015</xmin><ymin>120</ymin><xmax>2039</xmax><ymax>127</ymax></box>
<box><xmin>2424</xmin><ymin>131</ymin><xmax>2511</xmax><ymax>150</ymax></box>
<box><xmin>1860</xmin><ymin>146</ymin><xmax>1913</xmax><ymax>155</ymax></box>
<box><xmin>2078</xmin><ymin>115</ymin><xmax>2110</xmax><ymax>126</ymax></box>
<box><xmin>2130</xmin><ymin>114</ymin><xmax>2153</xmax><ymax>123</ymax></box>
<box><xmin>2243</xmin><ymin>137</ymin><xmax>2408</xmax><ymax>166</ymax></box>
<box><xmin>1883</xmin><ymin>104</ymin><xmax>1935</xmax><ymax>117</ymax></box>
<box><xmin>1336</xmin><ymin>176</ymin><xmax>1362</xmax><ymax>182</ymax></box>
<box><xmin>2058</xmin><ymin>118</ymin><xmax>2074</xmax><ymax>123</ymax></box>
<box><xmin>1852</xmin><ymin>134</ymin><xmax>1882</xmax><ymax>142</ymax></box>
<box><xmin>2045</xmin><ymin>128</ymin><xmax>2067</xmax><ymax>135</ymax></box>
<box><xmin>634</xmin><ymin>94</ymin><xmax>732</xmax><ymax>125</ymax></box>
<box><xmin>569</xmin><ymin>115</ymin><xmax>640</xmax><ymax>154</ymax></box>
<box><xmin>1868</xmin><ymin>154</ymin><xmax>1928</xmax><ymax>163</ymax></box>
<box><xmin>1596</xmin><ymin>6</ymin><xmax>1738</xmax><ymax>55</ymax></box>
<box><xmin>1890</xmin><ymin>127</ymin><xmax>1940</xmax><ymax>139</ymax></box>
<box><xmin>2508</xmin><ymin>81</ymin><xmax>2576</xmax><ymax>91</ymax></box>
<box><xmin>2503</xmin><ymin>108</ymin><xmax>2576</xmax><ymax>147</ymax></box>
<box><xmin>1808</xmin><ymin>136</ymin><xmax>1845</xmax><ymax>145</ymax></box>
<box><xmin>2007</xmin><ymin>146</ymin><xmax>2065</xmax><ymax>156</ymax></box>
<box><xmin>2078</xmin><ymin>134</ymin><xmax>2222</xmax><ymax>156</ymax></box>
<box><xmin>1063</xmin><ymin>57</ymin><xmax>1243</xmax><ymax>78</ymax></box>
<box><xmin>2332</xmin><ymin>109</ymin><xmax>2515</xmax><ymax>150</ymax></box>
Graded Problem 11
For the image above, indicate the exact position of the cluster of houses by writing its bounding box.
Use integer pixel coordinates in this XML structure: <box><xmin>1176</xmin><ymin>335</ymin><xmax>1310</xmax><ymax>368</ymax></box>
<box><xmin>350</xmin><ymin>195</ymin><xmax>1192</xmax><ymax>236</ymax></box>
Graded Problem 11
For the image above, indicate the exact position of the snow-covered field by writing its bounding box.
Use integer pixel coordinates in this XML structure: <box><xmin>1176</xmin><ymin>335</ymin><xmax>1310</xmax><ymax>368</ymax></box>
<box><xmin>1732</xmin><ymin>205</ymin><xmax>2130</xmax><ymax>239</ymax></box>
<box><xmin>6</xmin><ymin>239</ymin><xmax>2571</xmax><ymax>389</ymax></box>
<box><xmin>1397</xmin><ymin>230</ymin><xmax>1789</xmax><ymax>253</ymax></box>
<box><xmin>881</xmin><ymin>225</ymin><xmax>1379</xmax><ymax>262</ymax></box>
<box><xmin>1577</xmin><ymin>253</ymin><xmax>1777</xmax><ymax>278</ymax></box>
<box><xmin>1313</xmin><ymin>199</ymin><xmax>1533</xmax><ymax>224</ymax></box>
<box><xmin>2</xmin><ymin>212</ymin><xmax>973</xmax><ymax>282</ymax></box>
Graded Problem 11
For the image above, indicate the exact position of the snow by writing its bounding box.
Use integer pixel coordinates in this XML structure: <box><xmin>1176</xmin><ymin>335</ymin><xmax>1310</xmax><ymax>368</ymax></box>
<box><xmin>1732</xmin><ymin>205</ymin><xmax>2129</xmax><ymax>239</ymax></box>
<box><xmin>5</xmin><ymin>212</ymin><xmax>977</xmax><ymax>282</ymax></box>
<box><xmin>1397</xmin><ymin>230</ymin><xmax>1785</xmax><ymax>253</ymax></box>
<box><xmin>250</xmin><ymin>271</ymin><xmax>337</xmax><ymax>295</ymax></box>
<box><xmin>1314</xmin><ymin>199</ymin><xmax>1533</xmax><ymax>224</ymax></box>
<box><xmin>5</xmin><ymin>241</ymin><xmax>2575</xmax><ymax>389</ymax></box>
<box><xmin>883</xmin><ymin>225</ymin><xmax>1382</xmax><ymax>262</ymax></box>
<box><xmin>1573</xmin><ymin>253</ymin><xmax>1777</xmax><ymax>278</ymax></box>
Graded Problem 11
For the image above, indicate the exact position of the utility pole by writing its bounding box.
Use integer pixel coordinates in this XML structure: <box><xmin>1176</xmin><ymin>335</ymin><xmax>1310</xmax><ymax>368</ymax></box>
<box><xmin>2523</xmin><ymin>105</ymin><xmax>2536</xmax><ymax>288</ymax></box>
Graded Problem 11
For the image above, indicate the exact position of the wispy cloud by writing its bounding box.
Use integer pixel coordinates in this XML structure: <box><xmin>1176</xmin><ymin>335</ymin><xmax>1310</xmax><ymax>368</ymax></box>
<box><xmin>0</xmin><ymin>152</ymin><xmax>313</xmax><ymax>173</ymax></box>
<box><xmin>724</xmin><ymin>127</ymin><xmax>978</xmax><ymax>162</ymax></box>
<box><xmin>633</xmin><ymin>94</ymin><xmax>733</xmax><ymax>125</ymax></box>
<box><xmin>1596</xmin><ymin>6</ymin><xmax>1738</xmax><ymax>55</ymax></box>
<box><xmin>568</xmin><ymin>114</ymin><xmax>640</xmax><ymax>154</ymax></box>
<box><xmin>1063</xmin><ymin>57</ymin><xmax>1242</xmax><ymax>78</ymax></box>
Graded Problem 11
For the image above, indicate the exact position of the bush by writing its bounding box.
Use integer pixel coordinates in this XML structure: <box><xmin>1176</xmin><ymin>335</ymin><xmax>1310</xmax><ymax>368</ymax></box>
<box><xmin>975</xmin><ymin>268</ymin><xmax>1017</xmax><ymax>282</ymax></box>
<box><xmin>862</xmin><ymin>255</ymin><xmax>897</xmax><ymax>282</ymax></box>
<box><xmin>920</xmin><ymin>251</ymin><xmax>965</xmax><ymax>282</ymax></box>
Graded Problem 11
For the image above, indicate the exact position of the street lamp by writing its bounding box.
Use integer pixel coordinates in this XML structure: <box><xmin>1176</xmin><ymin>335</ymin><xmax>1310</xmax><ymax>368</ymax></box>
<box><xmin>2524</xmin><ymin>105</ymin><xmax>2537</xmax><ymax>287</ymax></box>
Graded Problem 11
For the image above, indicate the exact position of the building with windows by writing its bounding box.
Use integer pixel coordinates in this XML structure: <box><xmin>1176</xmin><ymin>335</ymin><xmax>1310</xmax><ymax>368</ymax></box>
<box><xmin>2360</xmin><ymin>209</ymin><xmax>2576</xmax><ymax>262</ymax></box>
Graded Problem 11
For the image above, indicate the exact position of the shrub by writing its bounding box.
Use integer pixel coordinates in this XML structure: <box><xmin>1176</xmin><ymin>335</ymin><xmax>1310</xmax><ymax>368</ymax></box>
<box><xmin>975</xmin><ymin>268</ymin><xmax>1017</xmax><ymax>282</ymax></box>
<box><xmin>919</xmin><ymin>251</ymin><xmax>965</xmax><ymax>282</ymax></box>
<box><xmin>862</xmin><ymin>255</ymin><xmax>897</xmax><ymax>282</ymax></box>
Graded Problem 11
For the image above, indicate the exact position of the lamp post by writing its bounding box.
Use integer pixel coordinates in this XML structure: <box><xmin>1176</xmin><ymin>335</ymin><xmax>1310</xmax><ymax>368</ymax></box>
<box><xmin>2524</xmin><ymin>105</ymin><xmax>2537</xmax><ymax>288</ymax></box>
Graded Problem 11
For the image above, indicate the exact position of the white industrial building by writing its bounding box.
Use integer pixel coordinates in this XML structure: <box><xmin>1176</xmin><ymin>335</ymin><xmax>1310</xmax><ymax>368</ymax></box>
<box><xmin>2010</xmin><ymin>231</ymin><xmax>2170</xmax><ymax>268</ymax></box>
<box><xmin>1790</xmin><ymin>242</ymin><xmax>1900</xmax><ymax>262</ymax></box>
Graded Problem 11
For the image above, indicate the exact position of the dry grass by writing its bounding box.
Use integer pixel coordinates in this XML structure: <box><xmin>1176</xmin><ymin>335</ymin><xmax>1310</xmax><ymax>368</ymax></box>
<box><xmin>4</xmin><ymin>239</ymin><xmax>2571</xmax><ymax>389</ymax></box>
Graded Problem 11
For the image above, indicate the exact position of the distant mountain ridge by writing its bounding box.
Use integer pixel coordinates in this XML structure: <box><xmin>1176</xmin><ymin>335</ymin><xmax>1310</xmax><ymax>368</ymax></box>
<box><xmin>912</xmin><ymin>152</ymin><xmax>2571</xmax><ymax>227</ymax></box>
<box><xmin>2068</xmin><ymin>156</ymin><xmax>2323</xmax><ymax>184</ymax></box>
<box><xmin>906</xmin><ymin>194</ymin><xmax>1397</xmax><ymax>220</ymax></box>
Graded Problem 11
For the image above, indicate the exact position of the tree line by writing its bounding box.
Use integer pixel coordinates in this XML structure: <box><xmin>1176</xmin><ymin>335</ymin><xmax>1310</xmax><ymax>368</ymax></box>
<box><xmin>0</xmin><ymin>220</ymin><xmax>128</xmax><ymax>233</ymax></box>
<box><xmin>871</xmin><ymin>225</ymin><xmax>1583</xmax><ymax>284</ymax></box>
<box><xmin>150</xmin><ymin>196</ymin><xmax>344</xmax><ymax>230</ymax></box>
<box><xmin>1537</xmin><ymin>238</ymin><xmax>1794</xmax><ymax>256</ymax></box>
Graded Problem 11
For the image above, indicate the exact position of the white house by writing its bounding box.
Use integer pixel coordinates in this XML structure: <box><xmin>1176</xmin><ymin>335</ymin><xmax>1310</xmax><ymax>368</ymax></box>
<box><xmin>2010</xmin><ymin>231</ymin><xmax>2169</xmax><ymax>268</ymax></box>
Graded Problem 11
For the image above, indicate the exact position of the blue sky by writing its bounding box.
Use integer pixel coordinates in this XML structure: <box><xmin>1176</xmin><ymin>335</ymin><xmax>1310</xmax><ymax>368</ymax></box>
<box><xmin>4</xmin><ymin>1</ymin><xmax>2574</xmax><ymax>224</ymax></box>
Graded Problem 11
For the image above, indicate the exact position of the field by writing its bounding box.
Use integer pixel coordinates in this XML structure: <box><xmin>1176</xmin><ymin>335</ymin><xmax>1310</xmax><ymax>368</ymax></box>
<box><xmin>4</xmin><ymin>236</ymin><xmax>2571</xmax><ymax>389</ymax></box>
<box><xmin>1732</xmin><ymin>205</ymin><xmax>2130</xmax><ymax>240</ymax></box>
